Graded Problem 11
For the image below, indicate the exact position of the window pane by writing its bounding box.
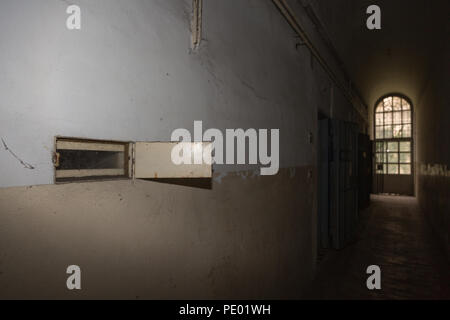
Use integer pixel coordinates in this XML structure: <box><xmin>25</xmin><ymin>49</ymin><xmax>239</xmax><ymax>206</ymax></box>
<box><xmin>402</xmin><ymin>99</ymin><xmax>411</xmax><ymax>110</ymax></box>
<box><xmin>393</xmin><ymin>97</ymin><xmax>402</xmax><ymax>110</ymax></box>
<box><xmin>403</xmin><ymin>111</ymin><xmax>411</xmax><ymax>123</ymax></box>
<box><xmin>384</xmin><ymin>97</ymin><xmax>393</xmax><ymax>111</ymax></box>
<box><xmin>376</xmin><ymin>142</ymin><xmax>384</xmax><ymax>152</ymax></box>
<box><xmin>376</xmin><ymin>113</ymin><xmax>384</xmax><ymax>125</ymax></box>
<box><xmin>376</xmin><ymin>163</ymin><xmax>386</xmax><ymax>174</ymax></box>
<box><xmin>388</xmin><ymin>164</ymin><xmax>399</xmax><ymax>174</ymax></box>
<box><xmin>388</xmin><ymin>153</ymin><xmax>398</xmax><ymax>163</ymax></box>
<box><xmin>387</xmin><ymin>142</ymin><xmax>398</xmax><ymax>152</ymax></box>
<box><xmin>376</xmin><ymin>102</ymin><xmax>384</xmax><ymax>113</ymax></box>
<box><xmin>376</xmin><ymin>126</ymin><xmax>384</xmax><ymax>139</ymax></box>
<box><xmin>400</xmin><ymin>164</ymin><xmax>411</xmax><ymax>175</ymax></box>
<box><xmin>400</xmin><ymin>141</ymin><xmax>411</xmax><ymax>152</ymax></box>
<box><xmin>375</xmin><ymin>163</ymin><xmax>382</xmax><ymax>173</ymax></box>
<box><xmin>393</xmin><ymin>125</ymin><xmax>403</xmax><ymax>138</ymax></box>
<box><xmin>376</xmin><ymin>153</ymin><xmax>385</xmax><ymax>163</ymax></box>
<box><xmin>384</xmin><ymin>112</ymin><xmax>392</xmax><ymax>125</ymax></box>
<box><xmin>393</xmin><ymin>111</ymin><xmax>402</xmax><ymax>124</ymax></box>
<box><xmin>384</xmin><ymin>125</ymin><xmax>392</xmax><ymax>139</ymax></box>
<box><xmin>400</xmin><ymin>152</ymin><xmax>411</xmax><ymax>163</ymax></box>
<box><xmin>403</xmin><ymin>124</ymin><xmax>412</xmax><ymax>138</ymax></box>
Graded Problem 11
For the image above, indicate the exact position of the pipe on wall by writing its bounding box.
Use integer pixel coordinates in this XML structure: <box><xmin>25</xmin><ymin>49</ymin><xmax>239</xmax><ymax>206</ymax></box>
<box><xmin>271</xmin><ymin>0</ymin><xmax>368</xmax><ymax>123</ymax></box>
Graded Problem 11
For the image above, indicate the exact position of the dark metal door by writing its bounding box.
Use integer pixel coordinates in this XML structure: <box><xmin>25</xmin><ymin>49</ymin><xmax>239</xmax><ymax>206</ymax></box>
<box><xmin>318</xmin><ymin>119</ymin><xmax>330</xmax><ymax>249</ymax></box>
<box><xmin>329</xmin><ymin>120</ymin><xmax>359</xmax><ymax>249</ymax></box>
<box><xmin>358</xmin><ymin>133</ymin><xmax>372</xmax><ymax>210</ymax></box>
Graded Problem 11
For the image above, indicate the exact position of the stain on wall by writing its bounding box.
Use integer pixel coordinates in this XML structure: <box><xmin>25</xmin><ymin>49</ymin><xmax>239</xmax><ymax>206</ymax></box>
<box><xmin>0</xmin><ymin>167</ymin><xmax>315</xmax><ymax>299</ymax></box>
<box><xmin>416</xmin><ymin>32</ymin><xmax>450</xmax><ymax>258</ymax></box>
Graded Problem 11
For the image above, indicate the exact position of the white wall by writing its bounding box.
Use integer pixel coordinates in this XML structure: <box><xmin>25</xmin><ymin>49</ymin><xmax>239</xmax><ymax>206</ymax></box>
<box><xmin>0</xmin><ymin>0</ymin><xmax>362</xmax><ymax>188</ymax></box>
<box><xmin>0</xmin><ymin>0</ymin><xmax>366</xmax><ymax>299</ymax></box>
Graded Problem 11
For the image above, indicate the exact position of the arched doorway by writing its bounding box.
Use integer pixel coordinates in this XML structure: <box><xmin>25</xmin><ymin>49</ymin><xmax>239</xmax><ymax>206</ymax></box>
<box><xmin>374</xmin><ymin>94</ymin><xmax>414</xmax><ymax>195</ymax></box>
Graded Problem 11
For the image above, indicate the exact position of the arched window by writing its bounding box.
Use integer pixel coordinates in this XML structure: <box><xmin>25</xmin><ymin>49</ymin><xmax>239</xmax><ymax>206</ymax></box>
<box><xmin>374</xmin><ymin>95</ymin><xmax>413</xmax><ymax>175</ymax></box>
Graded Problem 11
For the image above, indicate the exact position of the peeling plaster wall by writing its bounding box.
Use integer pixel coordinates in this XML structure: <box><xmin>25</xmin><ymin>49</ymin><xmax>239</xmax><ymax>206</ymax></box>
<box><xmin>0</xmin><ymin>0</ymin><xmax>365</xmax><ymax>188</ymax></box>
<box><xmin>1</xmin><ymin>0</ymin><xmax>306</xmax><ymax>187</ymax></box>
<box><xmin>0</xmin><ymin>0</ymin><xmax>364</xmax><ymax>298</ymax></box>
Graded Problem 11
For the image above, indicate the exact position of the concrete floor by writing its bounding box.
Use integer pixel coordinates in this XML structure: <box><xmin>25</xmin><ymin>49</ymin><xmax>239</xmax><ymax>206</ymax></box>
<box><xmin>305</xmin><ymin>195</ymin><xmax>450</xmax><ymax>300</ymax></box>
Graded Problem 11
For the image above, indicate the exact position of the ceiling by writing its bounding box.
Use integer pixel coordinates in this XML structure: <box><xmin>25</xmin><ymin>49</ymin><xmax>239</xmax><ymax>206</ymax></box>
<box><xmin>313</xmin><ymin>0</ymin><xmax>449</xmax><ymax>110</ymax></box>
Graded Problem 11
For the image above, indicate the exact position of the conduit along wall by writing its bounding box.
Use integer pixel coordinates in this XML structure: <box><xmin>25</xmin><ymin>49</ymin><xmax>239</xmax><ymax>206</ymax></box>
<box><xmin>271</xmin><ymin>0</ymin><xmax>368</xmax><ymax>124</ymax></box>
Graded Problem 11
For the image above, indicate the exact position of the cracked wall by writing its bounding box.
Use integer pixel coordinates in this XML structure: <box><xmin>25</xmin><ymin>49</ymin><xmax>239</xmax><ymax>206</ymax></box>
<box><xmin>0</xmin><ymin>0</ymin><xmax>364</xmax><ymax>298</ymax></box>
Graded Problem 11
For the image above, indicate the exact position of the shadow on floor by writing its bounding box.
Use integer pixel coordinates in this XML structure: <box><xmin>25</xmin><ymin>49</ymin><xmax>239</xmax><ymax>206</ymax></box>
<box><xmin>304</xmin><ymin>195</ymin><xmax>450</xmax><ymax>300</ymax></box>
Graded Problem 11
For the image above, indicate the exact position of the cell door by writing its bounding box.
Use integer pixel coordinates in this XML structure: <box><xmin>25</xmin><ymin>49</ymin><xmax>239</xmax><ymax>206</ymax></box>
<box><xmin>329</xmin><ymin>119</ymin><xmax>359</xmax><ymax>249</ymax></box>
<box><xmin>318</xmin><ymin>118</ymin><xmax>330</xmax><ymax>249</ymax></box>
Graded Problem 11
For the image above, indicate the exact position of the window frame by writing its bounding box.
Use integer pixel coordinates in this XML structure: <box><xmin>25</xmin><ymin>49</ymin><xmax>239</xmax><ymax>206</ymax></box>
<box><xmin>374</xmin><ymin>94</ymin><xmax>414</xmax><ymax>176</ymax></box>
